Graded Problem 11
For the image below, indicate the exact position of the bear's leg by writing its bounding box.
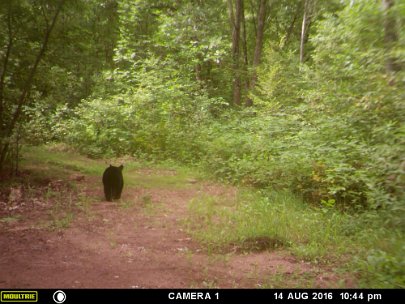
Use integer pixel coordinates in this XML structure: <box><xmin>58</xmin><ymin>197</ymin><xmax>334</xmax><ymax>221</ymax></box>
<box><xmin>116</xmin><ymin>181</ymin><xmax>123</xmax><ymax>199</ymax></box>
<box><xmin>104</xmin><ymin>184</ymin><xmax>112</xmax><ymax>201</ymax></box>
<box><xmin>112</xmin><ymin>187</ymin><xmax>118</xmax><ymax>200</ymax></box>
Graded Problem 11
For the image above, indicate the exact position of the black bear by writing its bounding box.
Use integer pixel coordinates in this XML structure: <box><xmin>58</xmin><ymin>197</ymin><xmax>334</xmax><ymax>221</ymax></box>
<box><xmin>102</xmin><ymin>165</ymin><xmax>124</xmax><ymax>201</ymax></box>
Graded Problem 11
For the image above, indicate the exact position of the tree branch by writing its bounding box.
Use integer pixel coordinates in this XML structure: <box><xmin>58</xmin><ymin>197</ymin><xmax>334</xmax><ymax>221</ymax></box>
<box><xmin>0</xmin><ymin>0</ymin><xmax>66</xmax><ymax>170</ymax></box>
<box><xmin>0</xmin><ymin>2</ymin><xmax>14</xmax><ymax>132</ymax></box>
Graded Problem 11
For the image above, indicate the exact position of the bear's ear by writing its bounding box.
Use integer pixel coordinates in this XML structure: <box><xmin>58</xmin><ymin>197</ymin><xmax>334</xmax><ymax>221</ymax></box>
<box><xmin>119</xmin><ymin>165</ymin><xmax>124</xmax><ymax>171</ymax></box>
<box><xmin>109</xmin><ymin>164</ymin><xmax>112</xmax><ymax>167</ymax></box>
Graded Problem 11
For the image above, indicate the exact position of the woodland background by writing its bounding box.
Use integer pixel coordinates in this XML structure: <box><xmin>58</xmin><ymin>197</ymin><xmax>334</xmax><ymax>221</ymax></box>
<box><xmin>0</xmin><ymin>0</ymin><xmax>404</xmax><ymax>287</ymax></box>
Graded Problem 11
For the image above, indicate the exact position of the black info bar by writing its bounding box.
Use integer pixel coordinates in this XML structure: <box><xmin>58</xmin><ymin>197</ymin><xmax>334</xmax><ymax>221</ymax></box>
<box><xmin>0</xmin><ymin>289</ymin><xmax>403</xmax><ymax>304</ymax></box>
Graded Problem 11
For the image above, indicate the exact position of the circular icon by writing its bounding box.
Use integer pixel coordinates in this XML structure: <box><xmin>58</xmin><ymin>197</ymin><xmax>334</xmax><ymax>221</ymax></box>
<box><xmin>53</xmin><ymin>290</ymin><xmax>66</xmax><ymax>304</ymax></box>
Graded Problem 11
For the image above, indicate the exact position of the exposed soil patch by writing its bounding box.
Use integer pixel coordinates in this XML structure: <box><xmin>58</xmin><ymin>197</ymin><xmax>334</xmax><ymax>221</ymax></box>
<box><xmin>0</xmin><ymin>169</ymin><xmax>345</xmax><ymax>288</ymax></box>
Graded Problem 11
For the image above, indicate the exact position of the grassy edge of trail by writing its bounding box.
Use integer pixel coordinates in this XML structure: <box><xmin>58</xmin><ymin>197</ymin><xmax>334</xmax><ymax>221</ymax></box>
<box><xmin>4</xmin><ymin>144</ymin><xmax>404</xmax><ymax>288</ymax></box>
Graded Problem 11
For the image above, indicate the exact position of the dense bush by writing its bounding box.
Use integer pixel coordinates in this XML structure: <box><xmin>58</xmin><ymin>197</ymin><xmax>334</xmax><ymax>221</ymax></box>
<box><xmin>195</xmin><ymin>1</ymin><xmax>404</xmax><ymax>215</ymax></box>
<box><xmin>16</xmin><ymin>0</ymin><xmax>403</xmax><ymax>287</ymax></box>
<box><xmin>62</xmin><ymin>56</ymin><xmax>221</xmax><ymax>161</ymax></box>
<box><xmin>51</xmin><ymin>0</ymin><xmax>404</xmax><ymax>218</ymax></box>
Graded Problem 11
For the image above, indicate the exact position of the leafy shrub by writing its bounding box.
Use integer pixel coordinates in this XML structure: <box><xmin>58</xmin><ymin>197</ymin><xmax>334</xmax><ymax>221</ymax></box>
<box><xmin>59</xmin><ymin>0</ymin><xmax>404</xmax><ymax>217</ymax></box>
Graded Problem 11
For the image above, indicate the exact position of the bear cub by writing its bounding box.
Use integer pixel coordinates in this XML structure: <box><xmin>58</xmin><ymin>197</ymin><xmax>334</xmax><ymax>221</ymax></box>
<box><xmin>102</xmin><ymin>164</ymin><xmax>124</xmax><ymax>201</ymax></box>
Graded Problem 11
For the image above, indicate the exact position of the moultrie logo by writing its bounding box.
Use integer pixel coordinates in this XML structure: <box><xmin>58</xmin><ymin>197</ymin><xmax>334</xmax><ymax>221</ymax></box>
<box><xmin>1</xmin><ymin>291</ymin><xmax>38</xmax><ymax>302</ymax></box>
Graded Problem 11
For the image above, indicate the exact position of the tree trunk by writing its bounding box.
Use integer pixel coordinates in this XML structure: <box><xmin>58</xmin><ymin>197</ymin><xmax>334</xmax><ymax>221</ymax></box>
<box><xmin>300</xmin><ymin>0</ymin><xmax>311</xmax><ymax>64</ymax></box>
<box><xmin>0</xmin><ymin>3</ymin><xmax>14</xmax><ymax>140</ymax></box>
<box><xmin>228</xmin><ymin>0</ymin><xmax>242</xmax><ymax>106</ymax></box>
<box><xmin>283</xmin><ymin>2</ymin><xmax>301</xmax><ymax>49</ymax></box>
<box><xmin>250</xmin><ymin>0</ymin><xmax>266</xmax><ymax>90</ymax></box>
<box><xmin>382</xmin><ymin>0</ymin><xmax>400</xmax><ymax>73</ymax></box>
<box><xmin>245</xmin><ymin>0</ymin><xmax>266</xmax><ymax>107</ymax></box>
<box><xmin>241</xmin><ymin>0</ymin><xmax>249</xmax><ymax>72</ymax></box>
<box><xmin>253</xmin><ymin>0</ymin><xmax>266</xmax><ymax>69</ymax></box>
<box><xmin>0</xmin><ymin>0</ymin><xmax>65</xmax><ymax>171</ymax></box>
<box><xmin>241</xmin><ymin>0</ymin><xmax>250</xmax><ymax>105</ymax></box>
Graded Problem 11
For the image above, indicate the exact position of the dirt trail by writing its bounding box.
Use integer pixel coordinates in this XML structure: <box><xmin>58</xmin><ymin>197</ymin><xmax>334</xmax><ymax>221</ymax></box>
<box><xmin>0</xmin><ymin>170</ymin><xmax>339</xmax><ymax>288</ymax></box>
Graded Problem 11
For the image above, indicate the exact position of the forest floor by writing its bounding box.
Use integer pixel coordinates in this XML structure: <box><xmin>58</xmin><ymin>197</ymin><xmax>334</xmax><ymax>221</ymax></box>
<box><xmin>0</xmin><ymin>146</ymin><xmax>351</xmax><ymax>288</ymax></box>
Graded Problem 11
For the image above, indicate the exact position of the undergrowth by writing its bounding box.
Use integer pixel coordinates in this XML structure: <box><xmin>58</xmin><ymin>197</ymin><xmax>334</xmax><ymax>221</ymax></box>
<box><xmin>3</xmin><ymin>145</ymin><xmax>403</xmax><ymax>288</ymax></box>
<box><xmin>186</xmin><ymin>189</ymin><xmax>405</xmax><ymax>288</ymax></box>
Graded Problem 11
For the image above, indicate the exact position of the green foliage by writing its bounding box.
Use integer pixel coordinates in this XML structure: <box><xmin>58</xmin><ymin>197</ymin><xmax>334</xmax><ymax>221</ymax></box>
<box><xmin>11</xmin><ymin>0</ymin><xmax>403</xmax><ymax>288</ymax></box>
<box><xmin>186</xmin><ymin>188</ymin><xmax>405</xmax><ymax>287</ymax></box>
<box><xmin>0</xmin><ymin>0</ymin><xmax>119</xmax><ymax>169</ymax></box>
<box><xmin>244</xmin><ymin>0</ymin><xmax>404</xmax><ymax>214</ymax></box>
<box><xmin>360</xmin><ymin>247</ymin><xmax>405</xmax><ymax>288</ymax></box>
<box><xmin>65</xmin><ymin>54</ymin><xmax>224</xmax><ymax>160</ymax></box>
<box><xmin>59</xmin><ymin>0</ymin><xmax>404</xmax><ymax>219</ymax></box>
<box><xmin>253</xmin><ymin>48</ymin><xmax>305</xmax><ymax>107</ymax></box>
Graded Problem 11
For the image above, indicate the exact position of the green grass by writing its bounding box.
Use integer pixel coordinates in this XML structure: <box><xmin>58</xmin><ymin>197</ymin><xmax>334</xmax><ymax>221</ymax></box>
<box><xmin>125</xmin><ymin>167</ymin><xmax>197</xmax><ymax>189</ymax></box>
<box><xmin>259</xmin><ymin>270</ymin><xmax>323</xmax><ymax>288</ymax></box>
<box><xmin>119</xmin><ymin>198</ymin><xmax>135</xmax><ymax>209</ymax></box>
<box><xmin>11</xmin><ymin>145</ymin><xmax>405</xmax><ymax>288</ymax></box>
<box><xmin>76</xmin><ymin>192</ymin><xmax>98</xmax><ymax>220</ymax></box>
<box><xmin>50</xmin><ymin>211</ymin><xmax>74</xmax><ymax>229</ymax></box>
<box><xmin>185</xmin><ymin>189</ymin><xmax>405</xmax><ymax>288</ymax></box>
<box><xmin>23</xmin><ymin>145</ymin><xmax>198</xmax><ymax>189</ymax></box>
<box><xmin>22</xmin><ymin>144</ymin><xmax>101</xmax><ymax>176</ymax></box>
<box><xmin>47</xmin><ymin>189</ymin><xmax>75</xmax><ymax>229</ymax></box>
<box><xmin>0</xmin><ymin>215</ymin><xmax>22</xmax><ymax>223</ymax></box>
